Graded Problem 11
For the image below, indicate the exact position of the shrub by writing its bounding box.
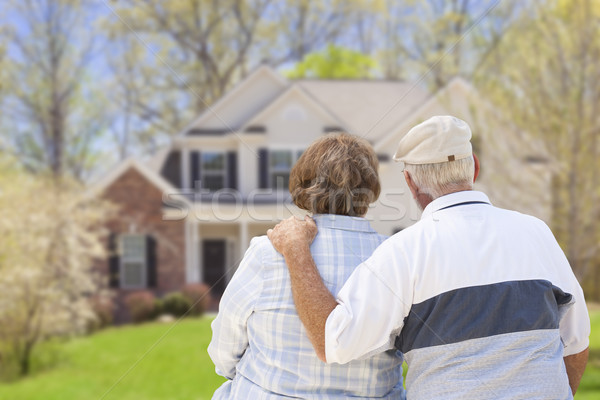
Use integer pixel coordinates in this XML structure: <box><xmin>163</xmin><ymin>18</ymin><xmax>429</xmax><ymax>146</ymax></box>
<box><xmin>181</xmin><ymin>283</ymin><xmax>211</xmax><ymax>316</ymax></box>
<box><xmin>160</xmin><ymin>292</ymin><xmax>192</xmax><ymax>317</ymax></box>
<box><xmin>124</xmin><ymin>291</ymin><xmax>157</xmax><ymax>323</ymax></box>
<box><xmin>88</xmin><ymin>294</ymin><xmax>115</xmax><ymax>331</ymax></box>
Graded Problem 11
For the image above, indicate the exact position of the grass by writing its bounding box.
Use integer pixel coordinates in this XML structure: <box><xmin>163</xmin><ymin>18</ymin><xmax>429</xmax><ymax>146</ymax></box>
<box><xmin>1</xmin><ymin>312</ymin><xmax>599</xmax><ymax>399</ymax></box>
<box><xmin>0</xmin><ymin>317</ymin><xmax>226</xmax><ymax>400</ymax></box>
<box><xmin>578</xmin><ymin>310</ymin><xmax>600</xmax><ymax>399</ymax></box>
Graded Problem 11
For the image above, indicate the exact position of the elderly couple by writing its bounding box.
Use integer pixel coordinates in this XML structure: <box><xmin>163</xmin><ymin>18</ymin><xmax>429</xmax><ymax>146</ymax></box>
<box><xmin>208</xmin><ymin>116</ymin><xmax>590</xmax><ymax>399</ymax></box>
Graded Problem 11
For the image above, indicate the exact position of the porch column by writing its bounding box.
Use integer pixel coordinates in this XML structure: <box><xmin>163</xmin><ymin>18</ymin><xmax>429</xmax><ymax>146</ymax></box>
<box><xmin>181</xmin><ymin>148</ymin><xmax>190</xmax><ymax>190</ymax></box>
<box><xmin>185</xmin><ymin>217</ymin><xmax>201</xmax><ymax>283</ymax></box>
<box><xmin>239</xmin><ymin>220</ymin><xmax>249</xmax><ymax>260</ymax></box>
<box><xmin>184</xmin><ymin>217</ymin><xmax>193</xmax><ymax>283</ymax></box>
<box><xmin>193</xmin><ymin>219</ymin><xmax>200</xmax><ymax>283</ymax></box>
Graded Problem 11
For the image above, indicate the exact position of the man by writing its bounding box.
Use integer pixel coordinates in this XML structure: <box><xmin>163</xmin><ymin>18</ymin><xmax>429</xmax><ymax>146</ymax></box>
<box><xmin>267</xmin><ymin>116</ymin><xmax>590</xmax><ymax>399</ymax></box>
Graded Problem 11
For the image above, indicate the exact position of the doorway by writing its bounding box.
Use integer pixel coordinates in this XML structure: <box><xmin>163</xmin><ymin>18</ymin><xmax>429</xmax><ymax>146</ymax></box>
<box><xmin>202</xmin><ymin>239</ymin><xmax>227</xmax><ymax>297</ymax></box>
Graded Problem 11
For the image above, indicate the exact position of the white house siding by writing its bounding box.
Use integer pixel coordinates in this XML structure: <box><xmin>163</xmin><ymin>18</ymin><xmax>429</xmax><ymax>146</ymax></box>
<box><xmin>198</xmin><ymin>66</ymin><xmax>287</xmax><ymax>130</ymax></box>
<box><xmin>368</xmin><ymin>164</ymin><xmax>422</xmax><ymax>235</ymax></box>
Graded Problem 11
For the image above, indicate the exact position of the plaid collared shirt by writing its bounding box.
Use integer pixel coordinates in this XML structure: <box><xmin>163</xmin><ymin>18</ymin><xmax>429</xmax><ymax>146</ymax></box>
<box><xmin>208</xmin><ymin>214</ymin><xmax>405</xmax><ymax>399</ymax></box>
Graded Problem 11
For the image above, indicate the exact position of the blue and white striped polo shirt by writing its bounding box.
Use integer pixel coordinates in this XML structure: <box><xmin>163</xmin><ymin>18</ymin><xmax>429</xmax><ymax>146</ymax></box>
<box><xmin>325</xmin><ymin>191</ymin><xmax>590</xmax><ymax>400</ymax></box>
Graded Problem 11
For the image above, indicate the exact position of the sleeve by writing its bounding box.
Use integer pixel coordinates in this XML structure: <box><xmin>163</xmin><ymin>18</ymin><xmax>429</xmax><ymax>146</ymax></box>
<box><xmin>325</xmin><ymin>238</ymin><xmax>413</xmax><ymax>364</ymax></box>
<box><xmin>207</xmin><ymin>237</ymin><xmax>264</xmax><ymax>379</ymax></box>
<box><xmin>539</xmin><ymin>222</ymin><xmax>591</xmax><ymax>356</ymax></box>
<box><xmin>560</xmin><ymin>282</ymin><xmax>590</xmax><ymax>357</ymax></box>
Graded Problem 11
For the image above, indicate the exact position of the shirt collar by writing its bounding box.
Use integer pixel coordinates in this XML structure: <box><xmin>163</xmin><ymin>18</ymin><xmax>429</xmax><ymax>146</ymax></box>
<box><xmin>312</xmin><ymin>214</ymin><xmax>376</xmax><ymax>233</ymax></box>
<box><xmin>420</xmin><ymin>190</ymin><xmax>492</xmax><ymax>220</ymax></box>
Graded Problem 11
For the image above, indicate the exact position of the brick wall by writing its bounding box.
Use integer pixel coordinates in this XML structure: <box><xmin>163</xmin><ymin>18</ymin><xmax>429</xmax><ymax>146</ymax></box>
<box><xmin>99</xmin><ymin>167</ymin><xmax>186</xmax><ymax>322</ymax></box>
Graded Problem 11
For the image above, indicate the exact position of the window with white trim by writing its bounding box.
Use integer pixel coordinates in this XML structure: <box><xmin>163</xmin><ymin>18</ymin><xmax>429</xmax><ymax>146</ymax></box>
<box><xmin>120</xmin><ymin>235</ymin><xmax>147</xmax><ymax>288</ymax></box>
<box><xmin>270</xmin><ymin>149</ymin><xmax>304</xmax><ymax>190</ymax></box>
<box><xmin>201</xmin><ymin>152</ymin><xmax>226</xmax><ymax>191</ymax></box>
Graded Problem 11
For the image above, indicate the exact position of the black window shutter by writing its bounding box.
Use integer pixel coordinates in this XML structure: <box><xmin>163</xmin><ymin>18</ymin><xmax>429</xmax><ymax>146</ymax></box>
<box><xmin>146</xmin><ymin>235</ymin><xmax>157</xmax><ymax>288</ymax></box>
<box><xmin>160</xmin><ymin>150</ymin><xmax>182</xmax><ymax>188</ymax></box>
<box><xmin>108</xmin><ymin>233</ymin><xmax>120</xmax><ymax>288</ymax></box>
<box><xmin>190</xmin><ymin>151</ymin><xmax>201</xmax><ymax>190</ymax></box>
<box><xmin>227</xmin><ymin>151</ymin><xmax>238</xmax><ymax>190</ymax></box>
<box><xmin>258</xmin><ymin>148</ymin><xmax>269</xmax><ymax>189</ymax></box>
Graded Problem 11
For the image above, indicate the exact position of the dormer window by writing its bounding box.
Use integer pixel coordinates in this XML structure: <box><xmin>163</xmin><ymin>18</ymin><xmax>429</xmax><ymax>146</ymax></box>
<box><xmin>201</xmin><ymin>152</ymin><xmax>226</xmax><ymax>191</ymax></box>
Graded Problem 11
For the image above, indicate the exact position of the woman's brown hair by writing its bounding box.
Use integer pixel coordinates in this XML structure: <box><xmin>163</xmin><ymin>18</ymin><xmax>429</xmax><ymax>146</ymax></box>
<box><xmin>289</xmin><ymin>133</ymin><xmax>381</xmax><ymax>216</ymax></box>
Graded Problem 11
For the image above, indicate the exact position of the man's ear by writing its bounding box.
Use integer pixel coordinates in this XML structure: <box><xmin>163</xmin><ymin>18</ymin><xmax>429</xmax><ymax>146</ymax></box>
<box><xmin>473</xmin><ymin>153</ymin><xmax>480</xmax><ymax>183</ymax></box>
<box><xmin>404</xmin><ymin>170</ymin><xmax>418</xmax><ymax>199</ymax></box>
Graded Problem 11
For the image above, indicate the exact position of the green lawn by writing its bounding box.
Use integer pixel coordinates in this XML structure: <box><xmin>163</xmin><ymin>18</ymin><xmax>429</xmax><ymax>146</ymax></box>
<box><xmin>0</xmin><ymin>317</ymin><xmax>226</xmax><ymax>400</ymax></box>
<box><xmin>578</xmin><ymin>310</ymin><xmax>600</xmax><ymax>399</ymax></box>
<box><xmin>1</xmin><ymin>312</ymin><xmax>599</xmax><ymax>399</ymax></box>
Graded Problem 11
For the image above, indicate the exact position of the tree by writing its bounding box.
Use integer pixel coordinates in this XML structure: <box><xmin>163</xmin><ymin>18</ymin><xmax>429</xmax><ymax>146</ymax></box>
<box><xmin>102</xmin><ymin>0</ymin><xmax>273</xmax><ymax>157</ymax></box>
<box><xmin>1</xmin><ymin>0</ymin><xmax>107</xmax><ymax>180</ymax></box>
<box><xmin>263</xmin><ymin>0</ymin><xmax>364</xmax><ymax>64</ymax></box>
<box><xmin>378</xmin><ymin>0</ymin><xmax>519</xmax><ymax>88</ymax></box>
<box><xmin>0</xmin><ymin>158</ymin><xmax>112</xmax><ymax>377</ymax></box>
<box><xmin>477</xmin><ymin>0</ymin><xmax>600</xmax><ymax>295</ymax></box>
<box><xmin>286</xmin><ymin>45</ymin><xmax>377</xmax><ymax>79</ymax></box>
<box><xmin>102</xmin><ymin>0</ymin><xmax>370</xmax><ymax>157</ymax></box>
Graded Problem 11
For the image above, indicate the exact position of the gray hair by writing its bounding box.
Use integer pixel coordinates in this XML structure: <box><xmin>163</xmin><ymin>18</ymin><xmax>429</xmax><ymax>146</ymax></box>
<box><xmin>404</xmin><ymin>156</ymin><xmax>474</xmax><ymax>200</ymax></box>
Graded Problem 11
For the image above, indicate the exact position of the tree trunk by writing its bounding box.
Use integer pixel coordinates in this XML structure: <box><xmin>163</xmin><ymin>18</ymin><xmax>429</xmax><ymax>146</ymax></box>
<box><xmin>18</xmin><ymin>341</ymin><xmax>34</xmax><ymax>376</ymax></box>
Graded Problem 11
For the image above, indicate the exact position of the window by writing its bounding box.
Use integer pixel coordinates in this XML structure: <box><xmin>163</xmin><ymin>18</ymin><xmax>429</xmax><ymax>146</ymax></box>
<box><xmin>120</xmin><ymin>235</ymin><xmax>147</xmax><ymax>288</ymax></box>
<box><xmin>270</xmin><ymin>150</ymin><xmax>292</xmax><ymax>189</ymax></box>
<box><xmin>269</xmin><ymin>149</ymin><xmax>304</xmax><ymax>190</ymax></box>
<box><xmin>201</xmin><ymin>152</ymin><xmax>226</xmax><ymax>191</ymax></box>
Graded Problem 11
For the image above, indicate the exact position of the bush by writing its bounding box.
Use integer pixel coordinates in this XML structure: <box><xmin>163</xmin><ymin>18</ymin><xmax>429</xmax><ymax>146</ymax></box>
<box><xmin>181</xmin><ymin>283</ymin><xmax>211</xmax><ymax>316</ymax></box>
<box><xmin>160</xmin><ymin>292</ymin><xmax>192</xmax><ymax>317</ymax></box>
<box><xmin>88</xmin><ymin>294</ymin><xmax>115</xmax><ymax>331</ymax></box>
<box><xmin>124</xmin><ymin>291</ymin><xmax>157</xmax><ymax>323</ymax></box>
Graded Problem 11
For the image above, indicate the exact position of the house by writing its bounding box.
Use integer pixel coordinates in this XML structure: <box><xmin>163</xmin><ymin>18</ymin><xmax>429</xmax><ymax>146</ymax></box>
<box><xmin>91</xmin><ymin>66</ymin><xmax>551</xmax><ymax>321</ymax></box>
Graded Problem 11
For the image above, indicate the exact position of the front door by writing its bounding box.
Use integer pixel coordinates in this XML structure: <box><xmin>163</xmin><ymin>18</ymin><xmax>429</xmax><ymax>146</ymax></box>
<box><xmin>202</xmin><ymin>239</ymin><xmax>227</xmax><ymax>297</ymax></box>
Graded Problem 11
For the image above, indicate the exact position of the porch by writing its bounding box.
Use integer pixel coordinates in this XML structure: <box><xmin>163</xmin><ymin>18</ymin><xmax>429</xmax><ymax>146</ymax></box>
<box><xmin>184</xmin><ymin>219</ymin><xmax>276</xmax><ymax>301</ymax></box>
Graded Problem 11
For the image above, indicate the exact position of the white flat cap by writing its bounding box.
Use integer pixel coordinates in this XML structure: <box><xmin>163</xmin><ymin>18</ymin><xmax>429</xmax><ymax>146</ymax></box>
<box><xmin>393</xmin><ymin>115</ymin><xmax>473</xmax><ymax>166</ymax></box>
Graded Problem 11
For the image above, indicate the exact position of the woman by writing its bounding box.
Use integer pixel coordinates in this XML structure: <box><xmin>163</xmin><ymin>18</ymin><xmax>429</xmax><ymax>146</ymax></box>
<box><xmin>208</xmin><ymin>133</ymin><xmax>405</xmax><ymax>399</ymax></box>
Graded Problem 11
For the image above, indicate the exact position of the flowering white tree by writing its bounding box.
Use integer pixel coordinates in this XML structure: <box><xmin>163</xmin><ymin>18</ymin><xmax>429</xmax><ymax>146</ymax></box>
<box><xmin>0</xmin><ymin>159</ymin><xmax>112</xmax><ymax>377</ymax></box>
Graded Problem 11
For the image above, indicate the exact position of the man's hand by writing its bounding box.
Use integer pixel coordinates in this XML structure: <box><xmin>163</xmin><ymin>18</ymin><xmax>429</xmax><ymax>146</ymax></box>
<box><xmin>267</xmin><ymin>215</ymin><xmax>318</xmax><ymax>257</ymax></box>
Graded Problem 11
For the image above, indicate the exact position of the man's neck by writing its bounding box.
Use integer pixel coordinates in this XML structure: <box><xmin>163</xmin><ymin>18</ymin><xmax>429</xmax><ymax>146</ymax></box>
<box><xmin>418</xmin><ymin>187</ymin><xmax>473</xmax><ymax>210</ymax></box>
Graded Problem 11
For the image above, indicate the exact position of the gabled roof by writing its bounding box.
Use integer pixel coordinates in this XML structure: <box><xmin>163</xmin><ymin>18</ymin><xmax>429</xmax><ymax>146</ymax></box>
<box><xmin>372</xmin><ymin>77</ymin><xmax>472</xmax><ymax>152</ymax></box>
<box><xmin>145</xmin><ymin>147</ymin><xmax>171</xmax><ymax>173</ymax></box>
<box><xmin>297</xmin><ymin>80</ymin><xmax>429</xmax><ymax>141</ymax></box>
<box><xmin>87</xmin><ymin>158</ymin><xmax>191</xmax><ymax>208</ymax></box>
<box><xmin>241</xmin><ymin>84</ymin><xmax>347</xmax><ymax>130</ymax></box>
<box><xmin>176</xmin><ymin>65</ymin><xmax>288</xmax><ymax>136</ymax></box>
<box><xmin>372</xmin><ymin>77</ymin><xmax>550</xmax><ymax>160</ymax></box>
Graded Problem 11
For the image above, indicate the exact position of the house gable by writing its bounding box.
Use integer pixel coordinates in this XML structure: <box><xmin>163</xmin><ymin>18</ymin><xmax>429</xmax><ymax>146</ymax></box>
<box><xmin>242</xmin><ymin>85</ymin><xmax>346</xmax><ymax>145</ymax></box>
<box><xmin>298</xmin><ymin>80</ymin><xmax>429</xmax><ymax>142</ymax></box>
<box><xmin>374</xmin><ymin>77</ymin><xmax>549</xmax><ymax>162</ymax></box>
<box><xmin>98</xmin><ymin>164</ymin><xmax>187</xmax><ymax>322</ymax></box>
<box><xmin>370</xmin><ymin>77</ymin><xmax>552</xmax><ymax>223</ymax></box>
<box><xmin>90</xmin><ymin>158</ymin><xmax>189</xmax><ymax>204</ymax></box>
<box><xmin>180</xmin><ymin>65</ymin><xmax>288</xmax><ymax>134</ymax></box>
<box><xmin>103</xmin><ymin>167</ymin><xmax>167</xmax><ymax>216</ymax></box>
<box><xmin>373</xmin><ymin>78</ymin><xmax>477</xmax><ymax>154</ymax></box>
